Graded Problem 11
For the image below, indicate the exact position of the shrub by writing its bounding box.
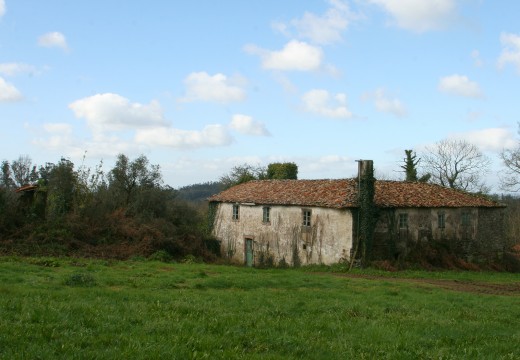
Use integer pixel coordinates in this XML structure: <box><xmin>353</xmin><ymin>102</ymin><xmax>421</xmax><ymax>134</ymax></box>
<box><xmin>148</xmin><ymin>250</ymin><xmax>172</xmax><ymax>263</ymax></box>
<box><xmin>182</xmin><ymin>254</ymin><xmax>201</xmax><ymax>264</ymax></box>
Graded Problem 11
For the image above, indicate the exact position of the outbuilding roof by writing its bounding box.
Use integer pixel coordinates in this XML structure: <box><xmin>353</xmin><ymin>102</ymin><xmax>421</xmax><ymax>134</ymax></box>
<box><xmin>15</xmin><ymin>184</ymin><xmax>38</xmax><ymax>193</ymax></box>
<box><xmin>208</xmin><ymin>179</ymin><xmax>503</xmax><ymax>209</ymax></box>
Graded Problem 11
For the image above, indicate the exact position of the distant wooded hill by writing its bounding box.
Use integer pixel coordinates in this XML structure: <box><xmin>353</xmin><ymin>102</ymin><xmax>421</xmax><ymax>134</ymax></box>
<box><xmin>176</xmin><ymin>181</ymin><xmax>224</xmax><ymax>203</ymax></box>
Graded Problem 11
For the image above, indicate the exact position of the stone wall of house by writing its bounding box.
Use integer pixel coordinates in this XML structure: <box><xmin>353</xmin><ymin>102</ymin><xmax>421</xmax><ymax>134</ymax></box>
<box><xmin>372</xmin><ymin>207</ymin><xmax>505</xmax><ymax>261</ymax></box>
<box><xmin>212</xmin><ymin>202</ymin><xmax>353</xmax><ymax>266</ymax></box>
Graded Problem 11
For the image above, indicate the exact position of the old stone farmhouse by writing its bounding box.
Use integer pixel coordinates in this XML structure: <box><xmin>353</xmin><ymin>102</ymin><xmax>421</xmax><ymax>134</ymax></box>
<box><xmin>208</xmin><ymin>165</ymin><xmax>505</xmax><ymax>267</ymax></box>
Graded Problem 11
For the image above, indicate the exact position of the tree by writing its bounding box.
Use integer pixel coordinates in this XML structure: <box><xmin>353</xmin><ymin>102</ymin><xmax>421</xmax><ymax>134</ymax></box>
<box><xmin>500</xmin><ymin>123</ymin><xmax>520</xmax><ymax>192</ymax></box>
<box><xmin>11</xmin><ymin>155</ymin><xmax>37</xmax><ymax>187</ymax></box>
<box><xmin>43</xmin><ymin>158</ymin><xmax>78</xmax><ymax>219</ymax></box>
<box><xmin>400</xmin><ymin>150</ymin><xmax>431</xmax><ymax>182</ymax></box>
<box><xmin>267</xmin><ymin>162</ymin><xmax>298</xmax><ymax>180</ymax></box>
<box><xmin>219</xmin><ymin>162</ymin><xmax>300</xmax><ymax>189</ymax></box>
<box><xmin>422</xmin><ymin>139</ymin><xmax>490</xmax><ymax>192</ymax></box>
<box><xmin>1</xmin><ymin>161</ymin><xmax>15</xmax><ymax>188</ymax></box>
<box><xmin>219</xmin><ymin>163</ymin><xmax>267</xmax><ymax>189</ymax></box>
<box><xmin>108</xmin><ymin>154</ymin><xmax>162</xmax><ymax>206</ymax></box>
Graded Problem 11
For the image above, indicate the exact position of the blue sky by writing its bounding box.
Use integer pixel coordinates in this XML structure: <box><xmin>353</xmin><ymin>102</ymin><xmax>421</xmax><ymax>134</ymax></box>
<box><xmin>1</xmin><ymin>0</ymin><xmax>520</xmax><ymax>190</ymax></box>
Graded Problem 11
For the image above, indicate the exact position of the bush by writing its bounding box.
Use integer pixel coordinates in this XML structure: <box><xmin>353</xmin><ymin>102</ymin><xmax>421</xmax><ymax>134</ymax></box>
<box><xmin>182</xmin><ymin>254</ymin><xmax>202</xmax><ymax>264</ymax></box>
<box><xmin>148</xmin><ymin>250</ymin><xmax>172</xmax><ymax>263</ymax></box>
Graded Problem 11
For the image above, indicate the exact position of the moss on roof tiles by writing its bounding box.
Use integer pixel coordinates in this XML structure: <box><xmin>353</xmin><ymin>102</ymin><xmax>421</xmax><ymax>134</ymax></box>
<box><xmin>208</xmin><ymin>179</ymin><xmax>502</xmax><ymax>209</ymax></box>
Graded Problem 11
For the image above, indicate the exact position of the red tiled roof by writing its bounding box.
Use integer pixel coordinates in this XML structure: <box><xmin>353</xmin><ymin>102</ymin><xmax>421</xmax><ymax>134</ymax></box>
<box><xmin>208</xmin><ymin>179</ymin><xmax>503</xmax><ymax>208</ymax></box>
<box><xmin>374</xmin><ymin>181</ymin><xmax>502</xmax><ymax>208</ymax></box>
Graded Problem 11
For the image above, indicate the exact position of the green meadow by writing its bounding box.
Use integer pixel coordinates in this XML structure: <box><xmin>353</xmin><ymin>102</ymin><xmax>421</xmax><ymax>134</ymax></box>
<box><xmin>0</xmin><ymin>257</ymin><xmax>519</xmax><ymax>359</ymax></box>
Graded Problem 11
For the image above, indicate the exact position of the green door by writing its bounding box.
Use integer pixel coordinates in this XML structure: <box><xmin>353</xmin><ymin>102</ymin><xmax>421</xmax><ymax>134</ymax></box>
<box><xmin>245</xmin><ymin>239</ymin><xmax>253</xmax><ymax>267</ymax></box>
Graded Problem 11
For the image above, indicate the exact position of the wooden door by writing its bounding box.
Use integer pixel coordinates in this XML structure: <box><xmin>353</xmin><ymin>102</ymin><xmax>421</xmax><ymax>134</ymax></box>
<box><xmin>245</xmin><ymin>238</ymin><xmax>253</xmax><ymax>267</ymax></box>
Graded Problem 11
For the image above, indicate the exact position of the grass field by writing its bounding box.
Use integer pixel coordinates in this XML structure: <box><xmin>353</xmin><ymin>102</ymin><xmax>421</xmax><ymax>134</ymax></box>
<box><xmin>0</xmin><ymin>257</ymin><xmax>519</xmax><ymax>359</ymax></box>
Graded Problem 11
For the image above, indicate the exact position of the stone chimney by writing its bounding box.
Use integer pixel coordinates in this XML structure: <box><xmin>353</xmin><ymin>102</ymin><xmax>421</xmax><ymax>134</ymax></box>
<box><xmin>357</xmin><ymin>160</ymin><xmax>374</xmax><ymax>183</ymax></box>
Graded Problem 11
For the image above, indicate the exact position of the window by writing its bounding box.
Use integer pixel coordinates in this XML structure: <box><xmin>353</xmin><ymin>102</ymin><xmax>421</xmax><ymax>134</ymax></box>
<box><xmin>461</xmin><ymin>212</ymin><xmax>471</xmax><ymax>226</ymax></box>
<box><xmin>302</xmin><ymin>209</ymin><xmax>311</xmax><ymax>227</ymax></box>
<box><xmin>262</xmin><ymin>207</ymin><xmax>270</xmax><ymax>223</ymax></box>
<box><xmin>232</xmin><ymin>204</ymin><xmax>239</xmax><ymax>221</ymax></box>
<box><xmin>438</xmin><ymin>213</ymin><xmax>445</xmax><ymax>229</ymax></box>
<box><xmin>398</xmin><ymin>213</ymin><xmax>408</xmax><ymax>229</ymax></box>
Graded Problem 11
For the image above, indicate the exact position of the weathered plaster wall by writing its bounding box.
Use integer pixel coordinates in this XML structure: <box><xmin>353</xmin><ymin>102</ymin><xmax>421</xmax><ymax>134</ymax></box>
<box><xmin>372</xmin><ymin>207</ymin><xmax>505</xmax><ymax>261</ymax></box>
<box><xmin>212</xmin><ymin>203</ymin><xmax>353</xmax><ymax>266</ymax></box>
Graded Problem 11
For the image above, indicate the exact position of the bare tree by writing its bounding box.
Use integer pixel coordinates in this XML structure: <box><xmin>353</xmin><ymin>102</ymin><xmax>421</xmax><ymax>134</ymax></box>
<box><xmin>501</xmin><ymin>125</ymin><xmax>520</xmax><ymax>192</ymax></box>
<box><xmin>422</xmin><ymin>139</ymin><xmax>490</xmax><ymax>193</ymax></box>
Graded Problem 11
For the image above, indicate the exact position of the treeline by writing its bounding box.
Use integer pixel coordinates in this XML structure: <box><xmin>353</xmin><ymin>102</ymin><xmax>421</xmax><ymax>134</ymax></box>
<box><xmin>0</xmin><ymin>154</ymin><xmax>218</xmax><ymax>260</ymax></box>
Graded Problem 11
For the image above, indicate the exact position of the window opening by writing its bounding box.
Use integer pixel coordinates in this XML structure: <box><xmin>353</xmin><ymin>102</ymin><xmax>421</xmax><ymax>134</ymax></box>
<box><xmin>262</xmin><ymin>207</ymin><xmax>270</xmax><ymax>223</ymax></box>
<box><xmin>232</xmin><ymin>204</ymin><xmax>239</xmax><ymax>221</ymax></box>
<box><xmin>461</xmin><ymin>212</ymin><xmax>471</xmax><ymax>226</ymax></box>
<box><xmin>398</xmin><ymin>213</ymin><xmax>408</xmax><ymax>229</ymax></box>
<box><xmin>438</xmin><ymin>213</ymin><xmax>445</xmax><ymax>229</ymax></box>
<box><xmin>302</xmin><ymin>209</ymin><xmax>311</xmax><ymax>227</ymax></box>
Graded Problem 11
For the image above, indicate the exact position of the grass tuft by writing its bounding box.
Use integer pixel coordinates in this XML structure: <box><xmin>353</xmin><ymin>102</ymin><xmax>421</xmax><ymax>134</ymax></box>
<box><xmin>64</xmin><ymin>272</ymin><xmax>97</xmax><ymax>287</ymax></box>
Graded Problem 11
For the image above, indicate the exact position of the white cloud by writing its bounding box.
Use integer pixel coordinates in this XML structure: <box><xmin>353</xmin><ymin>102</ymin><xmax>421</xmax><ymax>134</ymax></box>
<box><xmin>34</xmin><ymin>123</ymin><xmax>79</xmax><ymax>154</ymax></box>
<box><xmin>179</xmin><ymin>72</ymin><xmax>246</xmax><ymax>103</ymax></box>
<box><xmin>34</xmin><ymin>126</ymin><xmax>136</xmax><ymax>158</ymax></box>
<box><xmin>438</xmin><ymin>74</ymin><xmax>484</xmax><ymax>98</ymax></box>
<box><xmin>302</xmin><ymin>89</ymin><xmax>352</xmax><ymax>118</ymax></box>
<box><xmin>0</xmin><ymin>0</ymin><xmax>5</xmax><ymax>18</ymax></box>
<box><xmin>0</xmin><ymin>63</ymin><xmax>37</xmax><ymax>76</ymax></box>
<box><xmin>368</xmin><ymin>0</ymin><xmax>457</xmax><ymax>32</ymax></box>
<box><xmin>245</xmin><ymin>40</ymin><xmax>323</xmax><ymax>71</ymax></box>
<box><xmin>272</xmin><ymin>0</ymin><xmax>359</xmax><ymax>45</ymax></box>
<box><xmin>448</xmin><ymin>128</ymin><xmax>516</xmax><ymax>152</ymax></box>
<box><xmin>363</xmin><ymin>88</ymin><xmax>407</xmax><ymax>117</ymax></box>
<box><xmin>229</xmin><ymin>114</ymin><xmax>271</xmax><ymax>136</ymax></box>
<box><xmin>40</xmin><ymin>94</ymin><xmax>235</xmax><ymax>155</ymax></box>
<box><xmin>135</xmin><ymin>124</ymin><xmax>233</xmax><ymax>149</ymax></box>
<box><xmin>63</xmin><ymin>93</ymin><xmax>238</xmax><ymax>153</ymax></box>
<box><xmin>0</xmin><ymin>77</ymin><xmax>22</xmax><ymax>102</ymax></box>
<box><xmin>498</xmin><ymin>32</ymin><xmax>520</xmax><ymax>74</ymax></box>
<box><xmin>37</xmin><ymin>31</ymin><xmax>68</xmax><ymax>50</ymax></box>
<box><xmin>296</xmin><ymin>154</ymin><xmax>356</xmax><ymax>178</ymax></box>
<box><xmin>69</xmin><ymin>93</ymin><xmax>167</xmax><ymax>135</ymax></box>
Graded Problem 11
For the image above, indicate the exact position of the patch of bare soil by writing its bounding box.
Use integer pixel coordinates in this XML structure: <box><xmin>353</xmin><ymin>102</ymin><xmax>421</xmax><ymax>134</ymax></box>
<box><xmin>332</xmin><ymin>273</ymin><xmax>520</xmax><ymax>296</ymax></box>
